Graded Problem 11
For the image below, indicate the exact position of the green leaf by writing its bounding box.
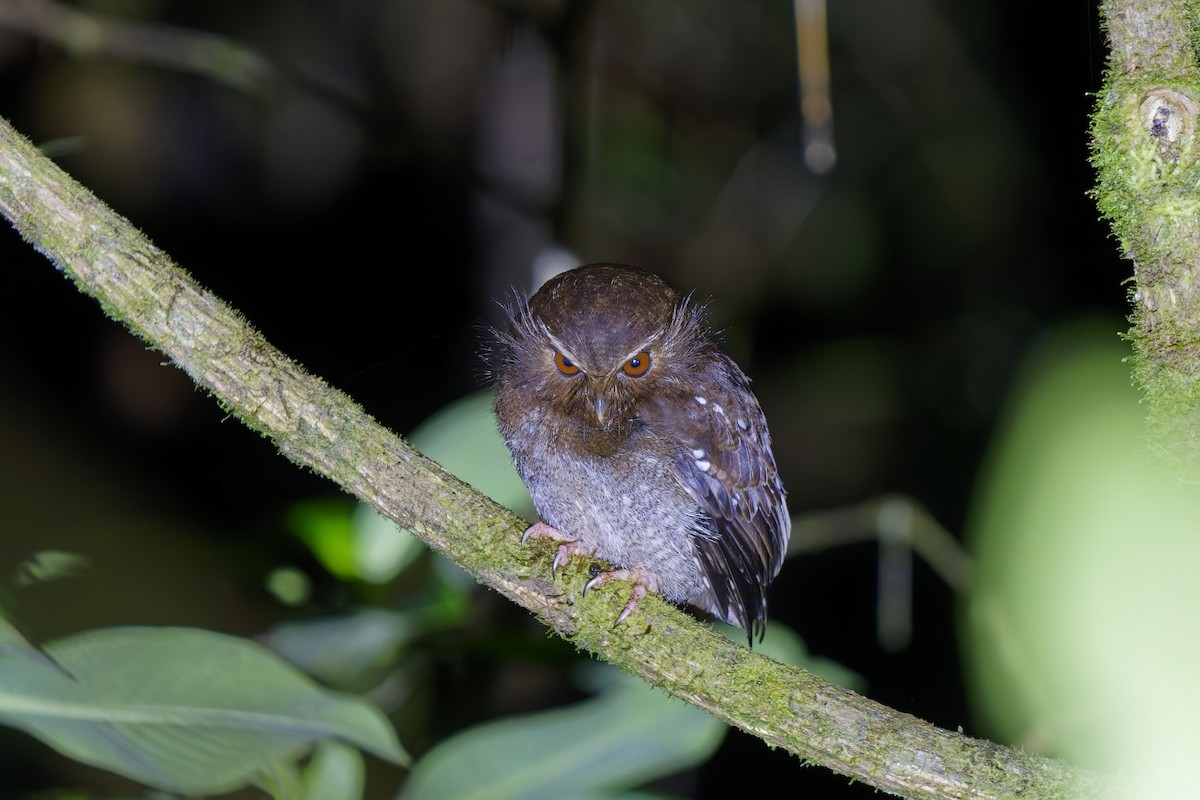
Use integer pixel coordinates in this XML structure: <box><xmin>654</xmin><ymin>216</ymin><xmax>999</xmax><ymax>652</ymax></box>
<box><xmin>286</xmin><ymin>499</ymin><xmax>359</xmax><ymax>580</ymax></box>
<box><xmin>303</xmin><ymin>741</ymin><xmax>365</xmax><ymax>800</ymax></box>
<box><xmin>261</xmin><ymin>608</ymin><xmax>415</xmax><ymax>690</ymax></box>
<box><xmin>0</xmin><ymin>626</ymin><xmax>408</xmax><ymax>795</ymax></box>
<box><xmin>349</xmin><ymin>503</ymin><xmax>425</xmax><ymax>584</ymax></box>
<box><xmin>12</xmin><ymin>550</ymin><xmax>91</xmax><ymax>587</ymax></box>
<box><xmin>0</xmin><ymin>615</ymin><xmax>67</xmax><ymax>676</ymax></box>
<box><xmin>0</xmin><ymin>615</ymin><xmax>38</xmax><ymax>657</ymax></box>
<box><xmin>253</xmin><ymin>757</ymin><xmax>304</xmax><ymax>800</ymax></box>
<box><xmin>398</xmin><ymin>671</ymin><xmax>725</xmax><ymax>800</ymax></box>
<box><xmin>266</xmin><ymin>566</ymin><xmax>314</xmax><ymax>606</ymax></box>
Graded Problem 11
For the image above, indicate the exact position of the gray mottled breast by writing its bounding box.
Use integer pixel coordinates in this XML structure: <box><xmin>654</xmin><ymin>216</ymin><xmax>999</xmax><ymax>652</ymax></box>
<box><xmin>502</xmin><ymin>405</ymin><xmax>711</xmax><ymax>607</ymax></box>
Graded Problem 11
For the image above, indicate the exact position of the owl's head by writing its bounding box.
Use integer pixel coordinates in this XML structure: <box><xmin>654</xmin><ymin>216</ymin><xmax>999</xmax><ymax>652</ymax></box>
<box><xmin>493</xmin><ymin>264</ymin><xmax>709</xmax><ymax>430</ymax></box>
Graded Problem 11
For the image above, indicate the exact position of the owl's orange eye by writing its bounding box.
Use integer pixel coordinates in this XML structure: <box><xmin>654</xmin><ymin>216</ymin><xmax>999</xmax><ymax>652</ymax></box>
<box><xmin>622</xmin><ymin>352</ymin><xmax>652</xmax><ymax>377</ymax></box>
<box><xmin>554</xmin><ymin>352</ymin><xmax>581</xmax><ymax>376</ymax></box>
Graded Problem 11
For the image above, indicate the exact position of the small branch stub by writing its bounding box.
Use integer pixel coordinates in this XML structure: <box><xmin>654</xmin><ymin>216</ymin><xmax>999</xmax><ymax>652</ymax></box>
<box><xmin>1139</xmin><ymin>88</ymin><xmax>1199</xmax><ymax>158</ymax></box>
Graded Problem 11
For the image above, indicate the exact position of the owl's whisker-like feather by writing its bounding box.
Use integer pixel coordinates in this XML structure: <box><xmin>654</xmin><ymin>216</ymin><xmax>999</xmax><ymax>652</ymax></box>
<box><xmin>544</xmin><ymin>332</ymin><xmax>584</xmax><ymax>369</ymax></box>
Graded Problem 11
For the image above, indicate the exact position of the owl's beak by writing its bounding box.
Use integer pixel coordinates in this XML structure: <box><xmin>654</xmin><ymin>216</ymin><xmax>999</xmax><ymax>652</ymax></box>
<box><xmin>593</xmin><ymin>396</ymin><xmax>608</xmax><ymax>425</ymax></box>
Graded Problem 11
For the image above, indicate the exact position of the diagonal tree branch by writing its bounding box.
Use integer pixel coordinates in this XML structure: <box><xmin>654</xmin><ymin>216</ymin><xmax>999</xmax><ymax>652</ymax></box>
<box><xmin>0</xmin><ymin>115</ymin><xmax>1116</xmax><ymax>798</ymax></box>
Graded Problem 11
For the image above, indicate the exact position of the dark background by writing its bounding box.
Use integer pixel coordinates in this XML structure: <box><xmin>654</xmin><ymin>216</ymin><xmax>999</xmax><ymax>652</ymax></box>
<box><xmin>0</xmin><ymin>1</ymin><xmax>1123</xmax><ymax>797</ymax></box>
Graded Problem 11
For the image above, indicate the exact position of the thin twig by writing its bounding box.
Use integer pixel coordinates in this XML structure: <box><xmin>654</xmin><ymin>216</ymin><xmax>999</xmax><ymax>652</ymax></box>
<box><xmin>0</xmin><ymin>0</ymin><xmax>273</xmax><ymax>92</ymax></box>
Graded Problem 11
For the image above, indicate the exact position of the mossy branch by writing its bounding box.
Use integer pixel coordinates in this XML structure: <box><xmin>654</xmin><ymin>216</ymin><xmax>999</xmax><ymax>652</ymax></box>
<box><xmin>0</xmin><ymin>116</ymin><xmax>1115</xmax><ymax>798</ymax></box>
<box><xmin>1093</xmin><ymin>1</ymin><xmax>1200</xmax><ymax>479</ymax></box>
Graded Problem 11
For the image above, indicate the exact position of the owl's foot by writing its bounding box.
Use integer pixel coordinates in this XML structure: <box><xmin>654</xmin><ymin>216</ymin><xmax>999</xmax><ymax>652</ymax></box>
<box><xmin>521</xmin><ymin>522</ymin><xmax>596</xmax><ymax>576</ymax></box>
<box><xmin>584</xmin><ymin>567</ymin><xmax>658</xmax><ymax>627</ymax></box>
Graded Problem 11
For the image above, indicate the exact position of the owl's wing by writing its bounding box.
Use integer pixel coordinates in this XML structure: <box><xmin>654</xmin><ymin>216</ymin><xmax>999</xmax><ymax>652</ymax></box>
<box><xmin>651</xmin><ymin>354</ymin><xmax>790</xmax><ymax>642</ymax></box>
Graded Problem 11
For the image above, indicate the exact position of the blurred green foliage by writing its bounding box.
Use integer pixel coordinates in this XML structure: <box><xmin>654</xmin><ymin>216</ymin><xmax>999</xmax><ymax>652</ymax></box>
<box><xmin>0</xmin><ymin>621</ymin><xmax>405</xmax><ymax>797</ymax></box>
<box><xmin>398</xmin><ymin>668</ymin><xmax>726</xmax><ymax>800</ymax></box>
<box><xmin>963</xmin><ymin>319</ymin><xmax>1200</xmax><ymax>795</ymax></box>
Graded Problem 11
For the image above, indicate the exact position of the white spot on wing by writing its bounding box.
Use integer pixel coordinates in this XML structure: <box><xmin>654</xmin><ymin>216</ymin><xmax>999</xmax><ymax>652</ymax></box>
<box><xmin>692</xmin><ymin>448</ymin><xmax>706</xmax><ymax>459</ymax></box>
<box><xmin>695</xmin><ymin>460</ymin><xmax>711</xmax><ymax>472</ymax></box>
<box><xmin>737</xmin><ymin>418</ymin><xmax>748</xmax><ymax>430</ymax></box>
<box><xmin>712</xmin><ymin>403</ymin><xmax>725</xmax><ymax>416</ymax></box>
<box><xmin>695</xmin><ymin>396</ymin><xmax>707</xmax><ymax>405</ymax></box>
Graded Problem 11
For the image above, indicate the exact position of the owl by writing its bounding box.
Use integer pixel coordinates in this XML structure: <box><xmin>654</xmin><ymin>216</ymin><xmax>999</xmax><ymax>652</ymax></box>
<box><xmin>490</xmin><ymin>263</ymin><xmax>789</xmax><ymax>642</ymax></box>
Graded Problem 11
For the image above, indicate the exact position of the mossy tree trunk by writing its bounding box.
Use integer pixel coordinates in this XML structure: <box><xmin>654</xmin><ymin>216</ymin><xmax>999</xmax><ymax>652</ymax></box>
<box><xmin>1093</xmin><ymin>1</ymin><xmax>1200</xmax><ymax>478</ymax></box>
